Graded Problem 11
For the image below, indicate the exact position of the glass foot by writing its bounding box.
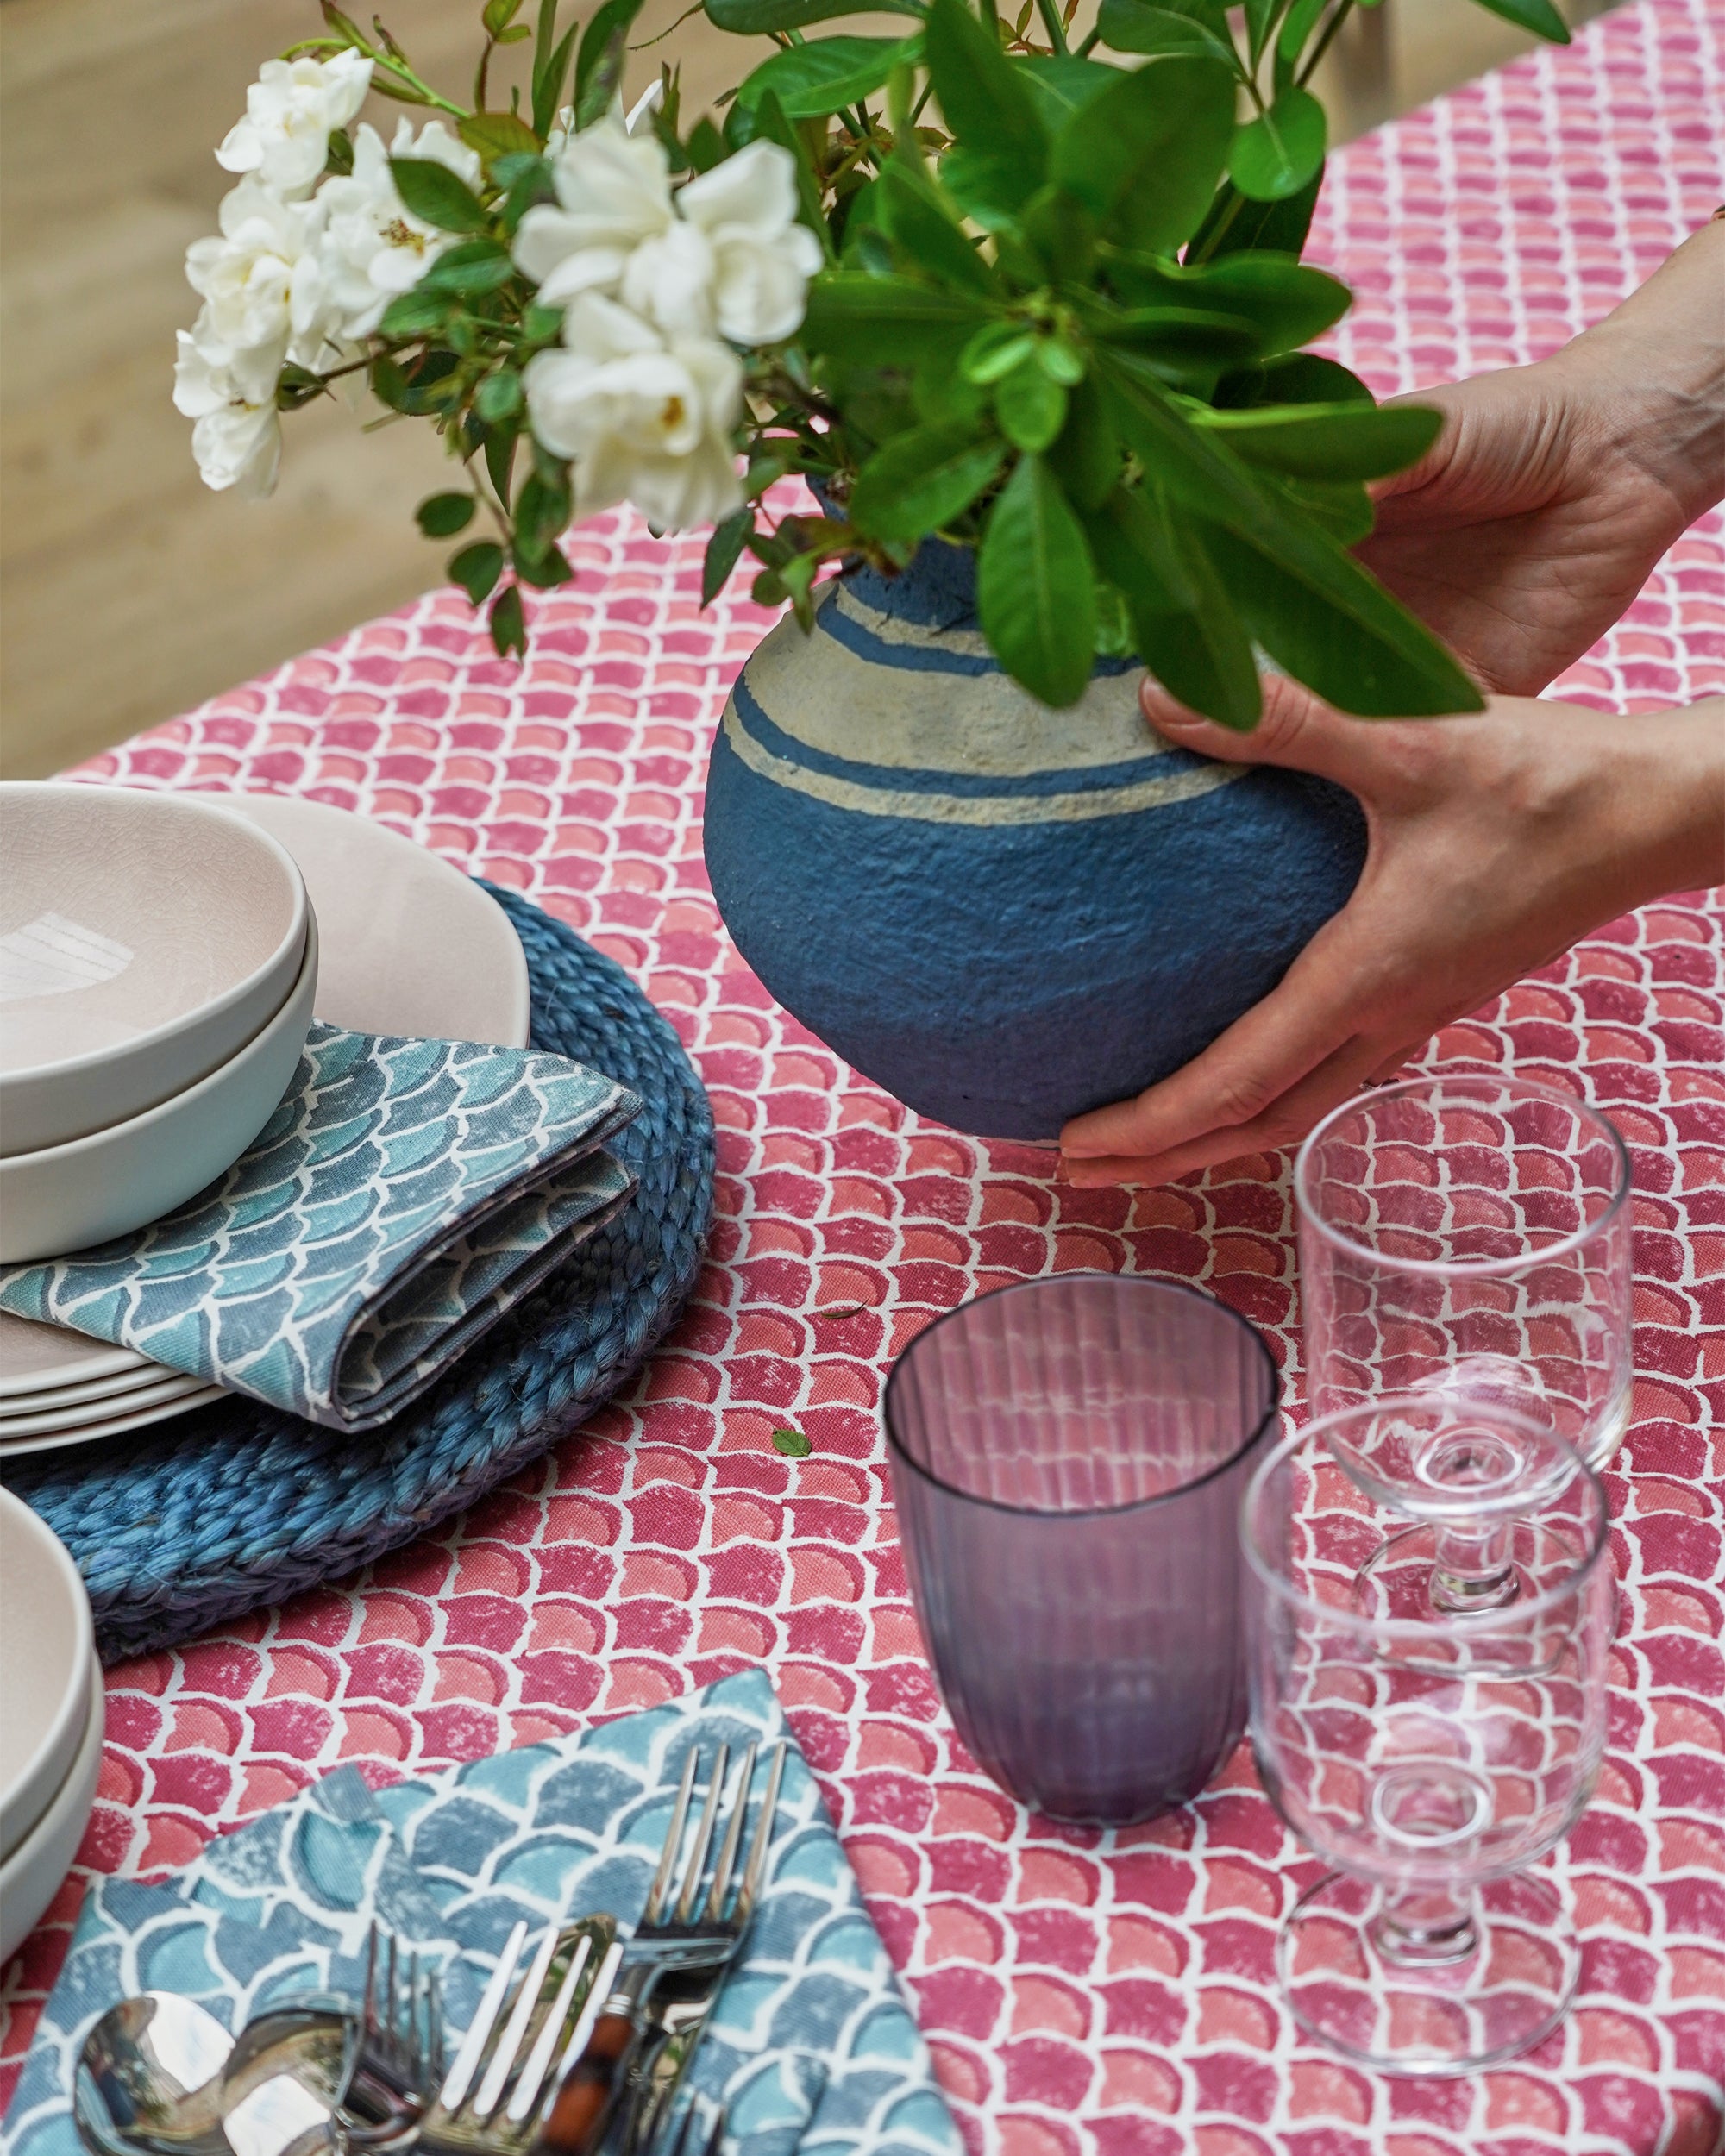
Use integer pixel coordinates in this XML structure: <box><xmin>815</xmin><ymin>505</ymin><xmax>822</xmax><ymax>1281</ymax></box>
<box><xmin>1277</xmin><ymin>1870</ymin><xmax>1578</xmax><ymax>2076</ymax></box>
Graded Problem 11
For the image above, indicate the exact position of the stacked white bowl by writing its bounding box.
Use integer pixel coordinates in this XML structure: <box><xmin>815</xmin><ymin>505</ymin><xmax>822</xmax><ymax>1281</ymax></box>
<box><xmin>0</xmin><ymin>787</ymin><xmax>320</xmax><ymax>1448</ymax></box>
<box><xmin>0</xmin><ymin>784</ymin><xmax>318</xmax><ymax>1260</ymax></box>
<box><xmin>0</xmin><ymin>1487</ymin><xmax>103</xmax><ymax>1962</ymax></box>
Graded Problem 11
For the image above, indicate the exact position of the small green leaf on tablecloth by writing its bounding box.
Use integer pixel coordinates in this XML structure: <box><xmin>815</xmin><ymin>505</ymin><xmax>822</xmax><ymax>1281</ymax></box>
<box><xmin>772</xmin><ymin>1426</ymin><xmax>814</xmax><ymax>1457</ymax></box>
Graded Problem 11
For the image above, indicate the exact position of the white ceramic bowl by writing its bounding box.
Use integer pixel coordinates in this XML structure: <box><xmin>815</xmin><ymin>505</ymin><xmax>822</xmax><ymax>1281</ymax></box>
<box><xmin>0</xmin><ymin>1651</ymin><xmax>104</xmax><ymax>1965</ymax></box>
<box><xmin>0</xmin><ymin>1486</ymin><xmax>93</xmax><ymax>1862</ymax></box>
<box><xmin>0</xmin><ymin>909</ymin><xmax>318</xmax><ymax>1262</ymax></box>
<box><xmin>0</xmin><ymin>785</ymin><xmax>308</xmax><ymax>1156</ymax></box>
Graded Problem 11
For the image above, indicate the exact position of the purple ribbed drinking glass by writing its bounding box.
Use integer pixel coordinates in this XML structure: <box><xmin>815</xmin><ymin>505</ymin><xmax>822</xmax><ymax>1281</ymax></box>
<box><xmin>883</xmin><ymin>1274</ymin><xmax>1279</xmax><ymax>1825</ymax></box>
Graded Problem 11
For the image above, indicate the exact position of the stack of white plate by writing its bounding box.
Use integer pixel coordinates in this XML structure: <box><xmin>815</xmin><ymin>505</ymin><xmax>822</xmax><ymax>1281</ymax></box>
<box><xmin>0</xmin><ymin>1312</ymin><xmax>223</xmax><ymax>1460</ymax></box>
<box><xmin>0</xmin><ymin>1487</ymin><xmax>104</xmax><ymax>1965</ymax></box>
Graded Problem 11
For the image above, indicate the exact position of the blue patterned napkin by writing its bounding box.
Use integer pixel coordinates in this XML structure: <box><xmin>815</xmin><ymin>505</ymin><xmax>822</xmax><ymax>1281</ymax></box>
<box><xmin>6</xmin><ymin>1670</ymin><xmax>959</xmax><ymax>2156</ymax></box>
<box><xmin>0</xmin><ymin>1025</ymin><xmax>638</xmax><ymax>1431</ymax></box>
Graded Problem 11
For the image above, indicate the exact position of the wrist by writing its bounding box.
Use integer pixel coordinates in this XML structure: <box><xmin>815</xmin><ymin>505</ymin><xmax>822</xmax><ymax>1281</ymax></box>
<box><xmin>1609</xmin><ymin>698</ymin><xmax>1725</xmax><ymax>901</ymax></box>
<box><xmin>1557</xmin><ymin>224</ymin><xmax>1725</xmax><ymax>527</ymax></box>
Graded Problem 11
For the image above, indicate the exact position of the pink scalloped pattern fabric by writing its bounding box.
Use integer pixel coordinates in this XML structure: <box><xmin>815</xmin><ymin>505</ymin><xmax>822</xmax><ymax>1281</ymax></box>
<box><xmin>3</xmin><ymin>4</ymin><xmax>1722</xmax><ymax>2150</ymax></box>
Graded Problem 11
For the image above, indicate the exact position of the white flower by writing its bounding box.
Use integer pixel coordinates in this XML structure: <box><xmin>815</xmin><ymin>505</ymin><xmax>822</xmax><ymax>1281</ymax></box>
<box><xmin>676</xmin><ymin>141</ymin><xmax>823</xmax><ymax>345</ymax></box>
<box><xmin>185</xmin><ymin>179</ymin><xmax>339</xmax><ymax>368</ymax></box>
<box><xmin>515</xmin><ymin>119</ymin><xmax>818</xmax><ymax>348</ymax></box>
<box><xmin>173</xmin><ymin>332</ymin><xmax>282</xmax><ymax>498</ymax></box>
<box><xmin>524</xmin><ymin>291</ymin><xmax>743</xmax><ymax>530</ymax></box>
<box><xmin>216</xmin><ymin>51</ymin><xmax>373</xmax><ymax>200</ymax></box>
<box><xmin>317</xmin><ymin>118</ymin><xmax>485</xmax><ymax>338</ymax></box>
<box><xmin>546</xmin><ymin>81</ymin><xmax>662</xmax><ymax>158</ymax></box>
<box><xmin>513</xmin><ymin>122</ymin><xmax>675</xmax><ymax>310</ymax></box>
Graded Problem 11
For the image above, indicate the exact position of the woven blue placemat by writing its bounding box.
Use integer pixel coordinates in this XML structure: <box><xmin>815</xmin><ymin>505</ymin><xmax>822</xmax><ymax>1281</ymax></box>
<box><xmin>0</xmin><ymin>885</ymin><xmax>715</xmax><ymax>1664</ymax></box>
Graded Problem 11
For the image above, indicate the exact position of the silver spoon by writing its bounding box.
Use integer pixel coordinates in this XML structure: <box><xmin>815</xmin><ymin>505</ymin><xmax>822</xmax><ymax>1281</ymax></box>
<box><xmin>74</xmin><ymin>1994</ymin><xmax>350</xmax><ymax>2156</ymax></box>
<box><xmin>74</xmin><ymin>1994</ymin><xmax>236</xmax><ymax>2156</ymax></box>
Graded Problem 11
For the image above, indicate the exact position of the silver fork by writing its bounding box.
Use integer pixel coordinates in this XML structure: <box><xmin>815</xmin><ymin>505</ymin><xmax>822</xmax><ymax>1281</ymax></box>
<box><xmin>538</xmin><ymin>1741</ymin><xmax>787</xmax><ymax>2156</ymax></box>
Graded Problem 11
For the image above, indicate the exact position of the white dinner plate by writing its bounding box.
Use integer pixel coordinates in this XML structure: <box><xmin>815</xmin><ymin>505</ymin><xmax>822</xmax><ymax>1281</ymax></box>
<box><xmin>0</xmin><ymin>1312</ymin><xmax>151</xmax><ymax>1403</ymax></box>
<box><xmin>0</xmin><ymin>1385</ymin><xmax>225</xmax><ymax>1457</ymax></box>
<box><xmin>211</xmin><ymin>793</ymin><xmax>531</xmax><ymax>1049</ymax></box>
<box><xmin>0</xmin><ymin>1370</ymin><xmax>211</xmax><ymax>1433</ymax></box>
<box><xmin>0</xmin><ymin>1488</ymin><xmax>93</xmax><ymax>1863</ymax></box>
<box><xmin>0</xmin><ymin>1362</ymin><xmax>207</xmax><ymax>1417</ymax></box>
<box><xmin>0</xmin><ymin>1650</ymin><xmax>104</xmax><ymax>1965</ymax></box>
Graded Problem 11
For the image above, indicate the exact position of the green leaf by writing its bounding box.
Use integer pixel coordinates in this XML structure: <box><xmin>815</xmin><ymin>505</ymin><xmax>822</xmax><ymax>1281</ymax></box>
<box><xmin>475</xmin><ymin>367</ymin><xmax>524</xmax><ymax>422</ymax></box>
<box><xmin>489</xmin><ymin>582</ymin><xmax>527</xmax><ymax>659</ymax></box>
<box><xmin>1051</xmin><ymin>57</ymin><xmax>1236</xmax><ymax>256</ymax></box>
<box><xmin>483</xmin><ymin>0</ymin><xmax>524</xmax><ymax>34</ymax></box>
<box><xmin>994</xmin><ymin>360</ymin><xmax>1066</xmax><ymax>452</ymax></box>
<box><xmin>1044</xmin><ymin>371</ymin><xmax>1119</xmax><ymax>510</ymax></box>
<box><xmin>877</xmin><ymin>161</ymin><xmax>1002</xmax><ymax>297</ymax></box>
<box><xmin>371</xmin><ymin>348</ymin><xmax>461</xmax><ymax>414</ymax></box>
<box><xmin>1019</xmin><ymin>185</ymin><xmax>1097</xmax><ymax>285</ymax></box>
<box><xmin>1194</xmin><ymin>400</ymin><xmax>1441</xmax><ymax>481</ymax></box>
<box><xmin>1241</xmin><ymin>0</ymin><xmax>1284</xmax><ymax>64</ymax></box>
<box><xmin>575</xmin><ymin>0</ymin><xmax>647</xmax><ymax>127</ymax></box>
<box><xmin>1270</xmin><ymin>474</ymin><xmax>1375</xmax><ymax>545</ymax></box>
<box><xmin>1104</xmin><ymin>250</ymin><xmax>1349</xmax><ymax>355</ymax></box>
<box><xmin>1095</xmin><ymin>0</ymin><xmax>1238</xmax><ymax>62</ymax></box>
<box><xmin>1276</xmin><ymin>0</ymin><xmax>1327</xmax><ymax>62</ymax></box>
<box><xmin>1228</xmin><ymin>85</ymin><xmax>1326</xmax><ymax>202</ymax></box>
<box><xmin>707</xmin><ymin>0</ymin><xmax>922</xmax><ymax>28</ymax></box>
<box><xmin>703</xmin><ymin>507</ymin><xmax>755</xmax><ymax>604</ymax></box>
<box><xmin>1017</xmin><ymin>53</ymin><xmax>1120</xmax><ymax>127</ymax></box>
<box><xmin>531</xmin><ymin>11</ymin><xmax>580</xmax><ymax>139</ymax></box>
<box><xmin>1213</xmin><ymin>352</ymin><xmax>1373</xmax><ymax>409</ymax></box>
<box><xmin>1098</xmin><ymin>351</ymin><xmax>1482</xmax><ymax>716</ymax></box>
<box><xmin>924</xmin><ymin>0</ymin><xmax>1048</xmax><ymax>212</ymax></box>
<box><xmin>497</xmin><ymin>152</ymin><xmax>557</xmax><ymax>234</ymax></box>
<box><xmin>417</xmin><ymin>491</ymin><xmax>476</xmax><ymax>536</ymax></box>
<box><xmin>978</xmin><ymin>454</ymin><xmax>1097</xmax><ymax>707</ymax></box>
<box><xmin>687</xmin><ymin>116</ymin><xmax>726</xmax><ymax>171</ymax></box>
<box><xmin>962</xmin><ymin>323</ymin><xmax>1038</xmax><ymax>384</ymax></box>
<box><xmin>737</xmin><ymin>34</ymin><xmax>920</xmax><ymax>118</ymax></box>
<box><xmin>771</xmin><ymin>1426</ymin><xmax>814</xmax><ymax>1457</ymax></box>
<box><xmin>1186</xmin><ymin>163</ymin><xmax>1324</xmax><ymax>260</ymax></box>
<box><xmin>1082</xmin><ymin>486</ymin><xmax>1260</xmax><ymax>728</ymax></box>
<box><xmin>419</xmin><ymin>237</ymin><xmax>517</xmax><ymax>294</ymax></box>
<box><xmin>389</xmin><ymin>157</ymin><xmax>492</xmax><ymax>234</ymax></box>
<box><xmin>1466</xmin><ymin>0</ymin><xmax>1570</xmax><ymax>41</ymax></box>
<box><xmin>850</xmin><ymin>420</ymin><xmax>1007</xmax><ymax>541</ymax></box>
<box><xmin>450</xmin><ymin>540</ymin><xmax>505</xmax><ymax>603</ymax></box>
<box><xmin>801</xmin><ymin>273</ymin><xmax>991</xmax><ymax>362</ymax></box>
<box><xmin>1090</xmin><ymin>301</ymin><xmax>1262</xmax><ymax>368</ymax></box>
<box><xmin>484</xmin><ymin>424</ymin><xmax>518</xmax><ymax>506</ymax></box>
<box><xmin>513</xmin><ymin>540</ymin><xmax>574</xmax><ymax>586</ymax></box>
<box><xmin>458</xmin><ymin>110</ymin><xmax>543</xmax><ymax>160</ymax></box>
<box><xmin>324</xmin><ymin>127</ymin><xmax>355</xmax><ymax>176</ymax></box>
<box><xmin>378</xmin><ymin>289</ymin><xmax>450</xmax><ymax>337</ymax></box>
<box><xmin>516</xmin><ymin>467</ymin><xmax>572</xmax><ymax>551</ymax></box>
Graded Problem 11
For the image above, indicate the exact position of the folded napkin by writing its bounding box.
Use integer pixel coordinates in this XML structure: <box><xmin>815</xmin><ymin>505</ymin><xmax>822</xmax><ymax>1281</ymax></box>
<box><xmin>7</xmin><ymin>1669</ymin><xmax>960</xmax><ymax>2156</ymax></box>
<box><xmin>0</xmin><ymin>1025</ymin><xmax>639</xmax><ymax>1430</ymax></box>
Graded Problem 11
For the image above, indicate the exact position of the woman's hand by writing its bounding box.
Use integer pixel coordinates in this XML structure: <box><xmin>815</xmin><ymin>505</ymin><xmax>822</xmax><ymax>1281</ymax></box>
<box><xmin>1357</xmin><ymin>221</ymin><xmax>1725</xmax><ymax>695</ymax></box>
<box><xmin>1058</xmin><ymin>684</ymin><xmax>1724</xmax><ymax>1188</ymax></box>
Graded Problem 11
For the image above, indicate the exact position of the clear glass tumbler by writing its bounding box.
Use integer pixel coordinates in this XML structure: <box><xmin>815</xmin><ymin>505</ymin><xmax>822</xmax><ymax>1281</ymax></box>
<box><xmin>1295</xmin><ymin>1075</ymin><xmax>1633</xmax><ymax>1470</ymax></box>
<box><xmin>883</xmin><ymin>1273</ymin><xmax>1278</xmax><ymax>1825</ymax></box>
<box><xmin>1242</xmin><ymin>1398</ymin><xmax>1615</xmax><ymax>2075</ymax></box>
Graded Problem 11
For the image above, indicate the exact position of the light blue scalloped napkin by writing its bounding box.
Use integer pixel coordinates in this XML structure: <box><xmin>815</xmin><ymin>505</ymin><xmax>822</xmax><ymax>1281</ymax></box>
<box><xmin>0</xmin><ymin>1025</ymin><xmax>638</xmax><ymax>1431</ymax></box>
<box><xmin>5</xmin><ymin>1670</ymin><xmax>959</xmax><ymax>2156</ymax></box>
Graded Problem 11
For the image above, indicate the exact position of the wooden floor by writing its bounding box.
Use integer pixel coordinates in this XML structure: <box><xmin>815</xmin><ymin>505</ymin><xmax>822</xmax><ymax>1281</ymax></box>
<box><xmin>0</xmin><ymin>0</ymin><xmax>1620</xmax><ymax>778</ymax></box>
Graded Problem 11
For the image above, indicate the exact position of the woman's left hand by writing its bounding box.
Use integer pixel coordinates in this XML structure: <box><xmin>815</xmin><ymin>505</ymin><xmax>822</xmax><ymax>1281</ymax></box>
<box><xmin>1057</xmin><ymin>680</ymin><xmax>1725</xmax><ymax>1188</ymax></box>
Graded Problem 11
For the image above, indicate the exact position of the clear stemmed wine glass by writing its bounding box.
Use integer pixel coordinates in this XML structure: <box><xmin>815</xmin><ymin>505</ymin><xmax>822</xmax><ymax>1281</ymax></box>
<box><xmin>1295</xmin><ymin>1075</ymin><xmax>1633</xmax><ymax>1471</ymax></box>
<box><xmin>1241</xmin><ymin>1398</ymin><xmax>1615</xmax><ymax>2076</ymax></box>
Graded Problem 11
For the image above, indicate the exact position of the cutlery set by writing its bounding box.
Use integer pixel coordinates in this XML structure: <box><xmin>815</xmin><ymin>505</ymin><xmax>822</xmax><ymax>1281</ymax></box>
<box><xmin>72</xmin><ymin>1746</ymin><xmax>782</xmax><ymax>2156</ymax></box>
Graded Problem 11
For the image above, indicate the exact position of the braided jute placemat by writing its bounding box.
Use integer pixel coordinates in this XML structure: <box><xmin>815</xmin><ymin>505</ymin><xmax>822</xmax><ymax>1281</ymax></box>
<box><xmin>1</xmin><ymin>885</ymin><xmax>715</xmax><ymax>1663</ymax></box>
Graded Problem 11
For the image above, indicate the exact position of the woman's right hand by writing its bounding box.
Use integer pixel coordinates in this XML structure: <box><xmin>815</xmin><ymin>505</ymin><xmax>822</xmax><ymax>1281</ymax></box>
<box><xmin>1356</xmin><ymin>219</ymin><xmax>1725</xmax><ymax>697</ymax></box>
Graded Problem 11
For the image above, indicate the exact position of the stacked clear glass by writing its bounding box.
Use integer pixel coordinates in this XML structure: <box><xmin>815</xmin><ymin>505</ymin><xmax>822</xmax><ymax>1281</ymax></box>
<box><xmin>1241</xmin><ymin>1397</ymin><xmax>1615</xmax><ymax>2075</ymax></box>
<box><xmin>1295</xmin><ymin>1075</ymin><xmax>1633</xmax><ymax>1470</ymax></box>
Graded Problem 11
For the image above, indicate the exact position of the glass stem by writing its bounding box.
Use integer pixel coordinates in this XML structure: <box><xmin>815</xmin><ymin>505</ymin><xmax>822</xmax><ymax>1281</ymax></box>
<box><xmin>1371</xmin><ymin>1883</ymin><xmax>1481</xmax><ymax>1969</ymax></box>
<box><xmin>1429</xmin><ymin>1515</ymin><xmax>1519</xmax><ymax>1613</ymax></box>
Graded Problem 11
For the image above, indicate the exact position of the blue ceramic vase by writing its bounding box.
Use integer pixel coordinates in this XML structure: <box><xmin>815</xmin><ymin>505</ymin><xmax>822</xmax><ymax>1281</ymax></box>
<box><xmin>704</xmin><ymin>541</ymin><xmax>1367</xmax><ymax>1141</ymax></box>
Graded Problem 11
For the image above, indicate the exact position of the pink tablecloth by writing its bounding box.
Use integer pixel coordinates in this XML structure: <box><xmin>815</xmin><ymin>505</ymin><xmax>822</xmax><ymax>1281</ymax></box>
<box><xmin>4</xmin><ymin>3</ymin><xmax>1722</xmax><ymax>2149</ymax></box>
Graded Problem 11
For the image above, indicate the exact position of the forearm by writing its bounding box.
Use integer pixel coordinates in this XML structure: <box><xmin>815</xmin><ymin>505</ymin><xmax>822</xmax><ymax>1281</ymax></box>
<box><xmin>1559</xmin><ymin>221</ymin><xmax>1725</xmax><ymax>524</ymax></box>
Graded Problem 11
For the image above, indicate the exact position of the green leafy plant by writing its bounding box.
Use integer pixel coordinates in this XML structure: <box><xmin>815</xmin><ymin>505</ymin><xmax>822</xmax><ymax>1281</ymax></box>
<box><xmin>180</xmin><ymin>0</ymin><xmax>1570</xmax><ymax>714</ymax></box>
